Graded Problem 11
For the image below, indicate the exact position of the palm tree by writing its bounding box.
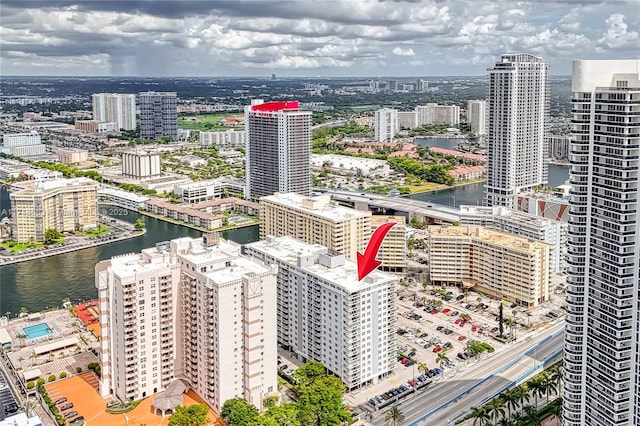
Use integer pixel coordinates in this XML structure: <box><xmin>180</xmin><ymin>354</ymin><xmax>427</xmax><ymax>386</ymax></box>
<box><xmin>521</xmin><ymin>405</ymin><xmax>540</xmax><ymax>425</ymax></box>
<box><xmin>542</xmin><ymin>372</ymin><xmax>559</xmax><ymax>405</ymax></box>
<box><xmin>15</xmin><ymin>333</ymin><xmax>27</xmax><ymax>347</ymax></box>
<box><xmin>20</xmin><ymin>398</ymin><xmax>38</xmax><ymax>417</ymax></box>
<box><xmin>460</xmin><ymin>313</ymin><xmax>471</xmax><ymax>323</ymax></box>
<box><xmin>417</xmin><ymin>362</ymin><xmax>429</xmax><ymax>376</ymax></box>
<box><xmin>17</xmin><ymin>356</ymin><xmax>25</xmax><ymax>369</ymax></box>
<box><xmin>469</xmin><ymin>406</ymin><xmax>491</xmax><ymax>426</ymax></box>
<box><xmin>436</xmin><ymin>352</ymin><xmax>449</xmax><ymax>369</ymax></box>
<box><xmin>527</xmin><ymin>376</ymin><xmax>545</xmax><ymax>409</ymax></box>
<box><xmin>485</xmin><ymin>397</ymin><xmax>505</xmax><ymax>423</ymax></box>
<box><xmin>463</xmin><ymin>290</ymin><xmax>469</xmax><ymax>303</ymax></box>
<box><xmin>525</xmin><ymin>311</ymin><xmax>533</xmax><ymax>327</ymax></box>
<box><xmin>501</xmin><ymin>387</ymin><xmax>520</xmax><ymax>420</ymax></box>
<box><xmin>385</xmin><ymin>406</ymin><xmax>405</xmax><ymax>426</ymax></box>
<box><xmin>514</xmin><ymin>385</ymin><xmax>530</xmax><ymax>416</ymax></box>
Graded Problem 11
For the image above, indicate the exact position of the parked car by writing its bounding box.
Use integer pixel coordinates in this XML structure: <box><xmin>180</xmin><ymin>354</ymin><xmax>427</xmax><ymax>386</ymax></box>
<box><xmin>419</xmin><ymin>332</ymin><xmax>429</xmax><ymax>338</ymax></box>
<box><xmin>430</xmin><ymin>309</ymin><xmax>439</xmax><ymax>314</ymax></box>
<box><xmin>457</xmin><ymin>352</ymin><xmax>470</xmax><ymax>360</ymax></box>
<box><xmin>408</xmin><ymin>351</ymin><xmax>416</xmax><ymax>357</ymax></box>
<box><xmin>443</xmin><ymin>342</ymin><xmax>453</xmax><ymax>349</ymax></box>
<box><xmin>432</xmin><ymin>345</ymin><xmax>443</xmax><ymax>353</ymax></box>
<box><xmin>64</xmin><ymin>411</ymin><xmax>79</xmax><ymax>419</ymax></box>
<box><xmin>70</xmin><ymin>417</ymin><xmax>85</xmax><ymax>425</ymax></box>
<box><xmin>60</xmin><ymin>403</ymin><xmax>74</xmax><ymax>411</ymax></box>
<box><xmin>54</xmin><ymin>397</ymin><xmax>68</xmax><ymax>405</ymax></box>
<box><xmin>4</xmin><ymin>404</ymin><xmax>18</xmax><ymax>416</ymax></box>
<box><xmin>458</xmin><ymin>335</ymin><xmax>467</xmax><ymax>341</ymax></box>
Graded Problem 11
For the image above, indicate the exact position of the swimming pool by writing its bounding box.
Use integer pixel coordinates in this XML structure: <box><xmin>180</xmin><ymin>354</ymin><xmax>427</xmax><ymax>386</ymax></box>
<box><xmin>22</xmin><ymin>323</ymin><xmax>53</xmax><ymax>340</ymax></box>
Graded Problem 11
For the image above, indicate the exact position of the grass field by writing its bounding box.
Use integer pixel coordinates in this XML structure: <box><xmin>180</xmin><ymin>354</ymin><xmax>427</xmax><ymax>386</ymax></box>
<box><xmin>178</xmin><ymin>113</ymin><xmax>243</xmax><ymax>131</ymax></box>
<box><xmin>350</xmin><ymin>105</ymin><xmax>381</xmax><ymax>112</ymax></box>
<box><xmin>406</xmin><ymin>182</ymin><xmax>448</xmax><ymax>193</ymax></box>
<box><xmin>0</xmin><ymin>241</ymin><xmax>46</xmax><ymax>254</ymax></box>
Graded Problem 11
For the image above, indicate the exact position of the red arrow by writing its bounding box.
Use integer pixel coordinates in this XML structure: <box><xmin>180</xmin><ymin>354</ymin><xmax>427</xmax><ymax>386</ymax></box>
<box><xmin>357</xmin><ymin>221</ymin><xmax>397</xmax><ymax>281</ymax></box>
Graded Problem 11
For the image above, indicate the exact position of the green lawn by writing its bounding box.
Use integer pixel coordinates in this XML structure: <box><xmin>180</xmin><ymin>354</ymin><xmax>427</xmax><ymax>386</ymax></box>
<box><xmin>86</xmin><ymin>224</ymin><xmax>111</xmax><ymax>238</ymax></box>
<box><xmin>178</xmin><ymin>113</ymin><xmax>243</xmax><ymax>131</ymax></box>
<box><xmin>350</xmin><ymin>105</ymin><xmax>381</xmax><ymax>112</ymax></box>
<box><xmin>0</xmin><ymin>241</ymin><xmax>45</xmax><ymax>254</ymax></box>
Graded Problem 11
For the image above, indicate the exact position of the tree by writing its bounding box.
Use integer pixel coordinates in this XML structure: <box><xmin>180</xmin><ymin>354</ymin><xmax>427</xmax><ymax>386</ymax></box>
<box><xmin>527</xmin><ymin>376</ymin><xmax>545</xmax><ymax>409</ymax></box>
<box><xmin>263</xmin><ymin>395</ymin><xmax>278</xmax><ymax>409</ymax></box>
<box><xmin>417</xmin><ymin>362</ymin><xmax>429</xmax><ymax>375</ymax></box>
<box><xmin>469</xmin><ymin>406</ymin><xmax>491</xmax><ymax>426</ymax></box>
<box><xmin>134</xmin><ymin>218</ymin><xmax>145</xmax><ymax>230</ymax></box>
<box><xmin>169</xmin><ymin>403</ymin><xmax>209</xmax><ymax>426</ymax></box>
<box><xmin>29</xmin><ymin>353</ymin><xmax>38</xmax><ymax>367</ymax></box>
<box><xmin>498</xmin><ymin>302</ymin><xmax>504</xmax><ymax>337</ymax></box>
<box><xmin>44</xmin><ymin>228</ymin><xmax>63</xmax><ymax>244</ymax></box>
<box><xmin>464</xmin><ymin>290</ymin><xmax>469</xmax><ymax>303</ymax></box>
<box><xmin>500</xmin><ymin>387</ymin><xmax>520</xmax><ymax>420</ymax></box>
<box><xmin>436</xmin><ymin>352</ymin><xmax>449</xmax><ymax>369</ymax></box>
<box><xmin>265</xmin><ymin>403</ymin><xmax>300</xmax><ymax>426</ymax></box>
<box><xmin>385</xmin><ymin>406</ymin><xmax>405</xmax><ymax>426</ymax></box>
<box><xmin>293</xmin><ymin>360</ymin><xmax>325</xmax><ymax>386</ymax></box>
<box><xmin>485</xmin><ymin>397</ymin><xmax>505</xmax><ymax>423</ymax></box>
<box><xmin>20</xmin><ymin>398</ymin><xmax>38</xmax><ymax>417</ymax></box>
<box><xmin>295</xmin><ymin>375</ymin><xmax>351</xmax><ymax>426</ymax></box>
<box><xmin>525</xmin><ymin>311</ymin><xmax>533</xmax><ymax>327</ymax></box>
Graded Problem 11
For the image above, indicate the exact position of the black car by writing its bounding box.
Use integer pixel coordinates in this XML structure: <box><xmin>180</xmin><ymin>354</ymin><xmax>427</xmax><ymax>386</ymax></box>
<box><xmin>70</xmin><ymin>416</ymin><xmax>85</xmax><ymax>424</ymax></box>
<box><xmin>419</xmin><ymin>332</ymin><xmax>428</xmax><ymax>338</ymax></box>
<box><xmin>60</xmin><ymin>403</ymin><xmax>74</xmax><ymax>411</ymax></box>
<box><xmin>408</xmin><ymin>351</ymin><xmax>416</xmax><ymax>357</ymax></box>
<box><xmin>54</xmin><ymin>397</ymin><xmax>68</xmax><ymax>405</ymax></box>
<box><xmin>4</xmin><ymin>403</ymin><xmax>19</xmax><ymax>416</ymax></box>
<box><xmin>457</xmin><ymin>352</ymin><xmax>470</xmax><ymax>360</ymax></box>
<box><xmin>64</xmin><ymin>411</ymin><xmax>79</xmax><ymax>419</ymax></box>
<box><xmin>443</xmin><ymin>342</ymin><xmax>453</xmax><ymax>349</ymax></box>
<box><xmin>436</xmin><ymin>326</ymin><xmax>444</xmax><ymax>331</ymax></box>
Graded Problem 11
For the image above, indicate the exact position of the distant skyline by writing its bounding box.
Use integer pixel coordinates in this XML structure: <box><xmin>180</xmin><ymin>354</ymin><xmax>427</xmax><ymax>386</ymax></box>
<box><xmin>1</xmin><ymin>0</ymin><xmax>638</xmax><ymax>77</ymax></box>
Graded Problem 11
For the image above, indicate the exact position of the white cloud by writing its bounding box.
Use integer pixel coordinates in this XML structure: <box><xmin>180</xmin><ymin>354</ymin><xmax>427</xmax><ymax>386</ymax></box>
<box><xmin>598</xmin><ymin>13</ymin><xmax>639</xmax><ymax>49</ymax></box>
<box><xmin>392</xmin><ymin>46</ymin><xmax>416</xmax><ymax>56</ymax></box>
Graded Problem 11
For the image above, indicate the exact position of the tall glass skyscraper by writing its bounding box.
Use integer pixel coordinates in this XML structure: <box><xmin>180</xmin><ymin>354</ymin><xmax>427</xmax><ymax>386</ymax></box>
<box><xmin>244</xmin><ymin>100</ymin><xmax>311</xmax><ymax>199</ymax></box>
<box><xmin>564</xmin><ymin>59</ymin><xmax>640</xmax><ymax>426</ymax></box>
<box><xmin>485</xmin><ymin>53</ymin><xmax>549</xmax><ymax>208</ymax></box>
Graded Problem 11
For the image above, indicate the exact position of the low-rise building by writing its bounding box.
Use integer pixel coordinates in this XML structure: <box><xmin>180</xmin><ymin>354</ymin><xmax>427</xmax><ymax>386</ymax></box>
<box><xmin>98</xmin><ymin>188</ymin><xmax>149</xmax><ymax>210</ymax></box>
<box><xmin>75</xmin><ymin>120</ymin><xmax>116</xmax><ymax>133</ymax></box>
<box><xmin>310</xmin><ymin>154</ymin><xmax>392</xmax><ymax>177</ymax></box>
<box><xmin>199</xmin><ymin>130</ymin><xmax>245</xmax><ymax>149</ymax></box>
<box><xmin>1</xmin><ymin>131</ymin><xmax>47</xmax><ymax>157</ymax></box>
<box><xmin>144</xmin><ymin>199</ymin><xmax>224</xmax><ymax>230</ymax></box>
<box><xmin>173</xmin><ymin>178</ymin><xmax>245</xmax><ymax>204</ymax></box>
<box><xmin>57</xmin><ymin>148</ymin><xmax>89</xmax><ymax>164</ymax></box>
<box><xmin>427</xmin><ymin>225</ymin><xmax>551</xmax><ymax>307</ymax></box>
<box><xmin>244</xmin><ymin>236</ymin><xmax>397</xmax><ymax>391</ymax></box>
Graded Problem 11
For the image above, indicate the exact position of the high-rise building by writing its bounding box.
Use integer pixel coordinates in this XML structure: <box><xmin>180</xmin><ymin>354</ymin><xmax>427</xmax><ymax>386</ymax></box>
<box><xmin>427</xmin><ymin>225</ymin><xmax>551</xmax><ymax>307</ymax></box>
<box><xmin>546</xmin><ymin>134</ymin><xmax>571</xmax><ymax>161</ymax></box>
<box><xmin>199</xmin><ymin>130</ymin><xmax>245</xmax><ymax>149</ymax></box>
<box><xmin>245</xmin><ymin>100</ymin><xmax>312</xmax><ymax>199</ymax></box>
<box><xmin>485</xmin><ymin>54</ymin><xmax>549</xmax><ymax>208</ymax></box>
<box><xmin>121</xmin><ymin>149</ymin><xmax>162</xmax><ymax>179</ymax></box>
<box><xmin>371</xmin><ymin>215</ymin><xmax>407</xmax><ymax>272</ymax></box>
<box><xmin>244</xmin><ymin>236</ymin><xmax>397</xmax><ymax>391</ymax></box>
<box><xmin>10</xmin><ymin>177</ymin><xmax>98</xmax><ymax>242</ymax></box>
<box><xmin>96</xmin><ymin>235</ymin><xmax>279</xmax><ymax>411</ymax></box>
<box><xmin>139</xmin><ymin>92</ymin><xmax>178</xmax><ymax>141</ymax></box>
<box><xmin>563</xmin><ymin>59</ymin><xmax>640</xmax><ymax>426</ymax></box>
<box><xmin>91</xmin><ymin>93</ymin><xmax>137</xmax><ymax>131</ymax></box>
<box><xmin>374</xmin><ymin>108</ymin><xmax>398</xmax><ymax>142</ymax></box>
<box><xmin>467</xmin><ymin>100</ymin><xmax>487</xmax><ymax>135</ymax></box>
<box><xmin>420</xmin><ymin>103</ymin><xmax>460</xmax><ymax>126</ymax></box>
<box><xmin>397</xmin><ymin>111</ymin><xmax>418</xmax><ymax>129</ymax></box>
<box><xmin>260</xmin><ymin>192</ymin><xmax>371</xmax><ymax>261</ymax></box>
<box><xmin>1</xmin><ymin>132</ymin><xmax>47</xmax><ymax>157</ymax></box>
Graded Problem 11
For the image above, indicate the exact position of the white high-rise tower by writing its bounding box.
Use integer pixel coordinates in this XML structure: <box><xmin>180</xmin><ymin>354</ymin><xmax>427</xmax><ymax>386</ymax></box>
<box><xmin>563</xmin><ymin>59</ymin><xmax>640</xmax><ymax>426</ymax></box>
<box><xmin>374</xmin><ymin>108</ymin><xmax>398</xmax><ymax>142</ymax></box>
<box><xmin>92</xmin><ymin>93</ymin><xmax>137</xmax><ymax>130</ymax></box>
<box><xmin>485</xmin><ymin>53</ymin><xmax>549</xmax><ymax>208</ymax></box>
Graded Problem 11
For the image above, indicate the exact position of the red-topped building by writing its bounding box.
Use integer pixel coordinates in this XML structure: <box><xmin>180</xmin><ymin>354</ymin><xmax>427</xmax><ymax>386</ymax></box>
<box><xmin>245</xmin><ymin>100</ymin><xmax>312</xmax><ymax>199</ymax></box>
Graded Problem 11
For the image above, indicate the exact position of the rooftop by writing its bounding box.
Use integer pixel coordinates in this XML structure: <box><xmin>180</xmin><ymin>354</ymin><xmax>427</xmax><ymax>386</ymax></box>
<box><xmin>429</xmin><ymin>226</ymin><xmax>551</xmax><ymax>252</ymax></box>
<box><xmin>246</xmin><ymin>236</ymin><xmax>396</xmax><ymax>293</ymax></box>
<box><xmin>251</xmin><ymin>100</ymin><xmax>299</xmax><ymax>112</ymax></box>
<box><xmin>261</xmin><ymin>192</ymin><xmax>371</xmax><ymax>222</ymax></box>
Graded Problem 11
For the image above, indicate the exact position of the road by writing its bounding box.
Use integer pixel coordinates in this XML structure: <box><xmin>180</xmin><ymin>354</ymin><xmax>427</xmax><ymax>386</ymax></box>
<box><xmin>369</xmin><ymin>322</ymin><xmax>564</xmax><ymax>426</ymax></box>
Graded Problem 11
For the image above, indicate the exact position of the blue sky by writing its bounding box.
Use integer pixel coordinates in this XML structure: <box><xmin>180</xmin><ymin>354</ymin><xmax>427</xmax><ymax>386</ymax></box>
<box><xmin>0</xmin><ymin>0</ymin><xmax>638</xmax><ymax>77</ymax></box>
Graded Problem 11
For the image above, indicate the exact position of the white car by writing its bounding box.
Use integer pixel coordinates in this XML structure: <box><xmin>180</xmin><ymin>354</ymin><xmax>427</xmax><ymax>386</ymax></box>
<box><xmin>415</xmin><ymin>338</ymin><xmax>426</xmax><ymax>346</ymax></box>
<box><xmin>404</xmin><ymin>333</ymin><xmax>415</xmax><ymax>340</ymax></box>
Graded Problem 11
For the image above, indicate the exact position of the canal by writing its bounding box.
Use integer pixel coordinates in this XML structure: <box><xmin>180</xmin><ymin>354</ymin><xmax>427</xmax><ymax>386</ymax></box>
<box><xmin>0</xmin><ymin>189</ymin><xmax>259</xmax><ymax>315</ymax></box>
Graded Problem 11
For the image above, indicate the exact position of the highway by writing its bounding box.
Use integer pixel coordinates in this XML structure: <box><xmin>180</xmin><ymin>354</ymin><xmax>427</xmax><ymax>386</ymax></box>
<box><xmin>369</xmin><ymin>323</ymin><xmax>564</xmax><ymax>426</ymax></box>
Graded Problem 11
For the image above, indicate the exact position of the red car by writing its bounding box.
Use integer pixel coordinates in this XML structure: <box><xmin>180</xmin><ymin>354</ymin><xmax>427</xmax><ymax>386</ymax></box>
<box><xmin>433</xmin><ymin>346</ymin><xmax>442</xmax><ymax>353</ymax></box>
<box><xmin>459</xmin><ymin>322</ymin><xmax>465</xmax><ymax>327</ymax></box>
<box><xmin>430</xmin><ymin>309</ymin><xmax>439</xmax><ymax>314</ymax></box>
<box><xmin>471</xmin><ymin>325</ymin><xmax>477</xmax><ymax>332</ymax></box>
<box><xmin>458</xmin><ymin>336</ymin><xmax>467</xmax><ymax>341</ymax></box>
<box><xmin>454</xmin><ymin>318</ymin><xmax>461</xmax><ymax>324</ymax></box>
<box><xmin>401</xmin><ymin>358</ymin><xmax>410</xmax><ymax>364</ymax></box>
<box><xmin>442</xmin><ymin>308</ymin><xmax>450</xmax><ymax>314</ymax></box>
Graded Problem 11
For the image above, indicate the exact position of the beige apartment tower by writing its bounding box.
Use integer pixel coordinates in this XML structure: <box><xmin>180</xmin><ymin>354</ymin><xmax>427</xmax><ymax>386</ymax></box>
<box><xmin>427</xmin><ymin>225</ymin><xmax>551</xmax><ymax>307</ymax></box>
<box><xmin>260</xmin><ymin>192</ymin><xmax>371</xmax><ymax>260</ymax></box>
<box><xmin>10</xmin><ymin>177</ymin><xmax>98</xmax><ymax>242</ymax></box>
<box><xmin>371</xmin><ymin>215</ymin><xmax>407</xmax><ymax>272</ymax></box>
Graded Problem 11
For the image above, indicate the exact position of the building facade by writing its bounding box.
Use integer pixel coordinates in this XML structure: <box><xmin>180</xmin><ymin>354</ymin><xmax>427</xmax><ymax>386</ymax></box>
<box><xmin>371</xmin><ymin>215</ymin><xmax>407</xmax><ymax>272</ymax></box>
<box><xmin>139</xmin><ymin>92</ymin><xmax>178</xmax><ymax>141</ymax></box>
<box><xmin>427</xmin><ymin>226</ymin><xmax>551</xmax><ymax>307</ymax></box>
<box><xmin>199</xmin><ymin>130</ymin><xmax>245</xmax><ymax>149</ymax></box>
<box><xmin>244</xmin><ymin>236</ymin><xmax>397</xmax><ymax>391</ymax></box>
<box><xmin>1</xmin><ymin>132</ymin><xmax>47</xmax><ymax>157</ymax></box>
<box><xmin>173</xmin><ymin>178</ymin><xmax>245</xmax><ymax>204</ymax></box>
<box><xmin>397</xmin><ymin>111</ymin><xmax>418</xmax><ymax>129</ymax></box>
<box><xmin>10</xmin><ymin>178</ymin><xmax>98</xmax><ymax>242</ymax></box>
<box><xmin>57</xmin><ymin>148</ymin><xmax>88</xmax><ymax>164</ymax></box>
<box><xmin>121</xmin><ymin>150</ymin><xmax>162</xmax><ymax>179</ymax></box>
<box><xmin>260</xmin><ymin>192</ymin><xmax>371</xmax><ymax>261</ymax></box>
<box><xmin>485</xmin><ymin>53</ymin><xmax>549</xmax><ymax>208</ymax></box>
<box><xmin>374</xmin><ymin>108</ymin><xmax>398</xmax><ymax>142</ymax></box>
<box><xmin>245</xmin><ymin>100</ymin><xmax>312</xmax><ymax>199</ymax></box>
<box><xmin>421</xmin><ymin>103</ymin><xmax>460</xmax><ymax>126</ymax></box>
<box><xmin>467</xmin><ymin>100</ymin><xmax>487</xmax><ymax>135</ymax></box>
<box><xmin>97</xmin><ymin>236</ymin><xmax>279</xmax><ymax>411</ymax></box>
<box><xmin>546</xmin><ymin>134</ymin><xmax>571</xmax><ymax>161</ymax></box>
<box><xmin>92</xmin><ymin>93</ymin><xmax>137</xmax><ymax>131</ymax></box>
<box><xmin>563</xmin><ymin>59</ymin><xmax>640</xmax><ymax>426</ymax></box>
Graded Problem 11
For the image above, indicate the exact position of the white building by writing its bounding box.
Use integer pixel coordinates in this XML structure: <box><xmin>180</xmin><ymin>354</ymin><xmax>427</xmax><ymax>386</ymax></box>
<box><xmin>173</xmin><ymin>178</ymin><xmax>245</xmax><ymax>204</ymax></box>
<box><xmin>485</xmin><ymin>53</ymin><xmax>549</xmax><ymax>208</ymax></box>
<box><xmin>563</xmin><ymin>59</ymin><xmax>640</xmax><ymax>426</ymax></box>
<box><xmin>459</xmin><ymin>205</ymin><xmax>566</xmax><ymax>273</ymax></box>
<box><xmin>97</xmin><ymin>235</ymin><xmax>279</xmax><ymax>411</ymax></box>
<box><xmin>374</xmin><ymin>108</ymin><xmax>398</xmax><ymax>142</ymax></box>
<box><xmin>419</xmin><ymin>103</ymin><xmax>460</xmax><ymax>126</ymax></box>
<box><xmin>98</xmin><ymin>187</ymin><xmax>149</xmax><ymax>210</ymax></box>
<box><xmin>200</xmin><ymin>130</ymin><xmax>245</xmax><ymax>149</ymax></box>
<box><xmin>92</xmin><ymin>93</ymin><xmax>137</xmax><ymax>131</ymax></box>
<box><xmin>122</xmin><ymin>149</ymin><xmax>162</xmax><ymax>179</ymax></box>
<box><xmin>310</xmin><ymin>154</ymin><xmax>392</xmax><ymax>177</ymax></box>
<box><xmin>397</xmin><ymin>111</ymin><xmax>418</xmax><ymax>129</ymax></box>
<box><xmin>245</xmin><ymin>100</ymin><xmax>312</xmax><ymax>199</ymax></box>
<box><xmin>245</xmin><ymin>236</ymin><xmax>397</xmax><ymax>391</ymax></box>
<box><xmin>467</xmin><ymin>100</ymin><xmax>487</xmax><ymax>135</ymax></box>
<box><xmin>1</xmin><ymin>132</ymin><xmax>47</xmax><ymax>157</ymax></box>
<box><xmin>546</xmin><ymin>134</ymin><xmax>570</xmax><ymax>161</ymax></box>
<box><xmin>0</xmin><ymin>413</ymin><xmax>43</xmax><ymax>426</ymax></box>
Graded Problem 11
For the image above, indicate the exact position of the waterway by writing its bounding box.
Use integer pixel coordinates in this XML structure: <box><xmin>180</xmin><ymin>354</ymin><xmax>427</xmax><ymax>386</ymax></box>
<box><xmin>411</xmin><ymin>137</ymin><xmax>569</xmax><ymax>207</ymax></box>
<box><xmin>0</xmin><ymin>189</ymin><xmax>259</xmax><ymax>315</ymax></box>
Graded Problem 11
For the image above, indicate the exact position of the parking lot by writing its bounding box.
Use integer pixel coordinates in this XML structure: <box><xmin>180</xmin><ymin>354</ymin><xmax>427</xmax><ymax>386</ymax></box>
<box><xmin>0</xmin><ymin>370</ymin><xmax>19</xmax><ymax>421</ymax></box>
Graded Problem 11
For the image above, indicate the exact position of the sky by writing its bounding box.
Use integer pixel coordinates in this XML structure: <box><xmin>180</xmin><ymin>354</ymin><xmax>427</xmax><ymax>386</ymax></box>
<box><xmin>0</xmin><ymin>0</ymin><xmax>638</xmax><ymax>77</ymax></box>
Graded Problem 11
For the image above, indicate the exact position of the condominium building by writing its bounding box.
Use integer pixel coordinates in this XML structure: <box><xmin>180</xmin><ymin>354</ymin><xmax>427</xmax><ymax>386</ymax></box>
<box><xmin>121</xmin><ymin>149</ymin><xmax>162</xmax><ymax>179</ymax></box>
<box><xmin>173</xmin><ymin>178</ymin><xmax>245</xmax><ymax>204</ymax></box>
<box><xmin>467</xmin><ymin>100</ymin><xmax>487</xmax><ymax>135</ymax></box>
<box><xmin>371</xmin><ymin>215</ymin><xmax>407</xmax><ymax>272</ymax></box>
<box><xmin>245</xmin><ymin>100</ymin><xmax>312</xmax><ymax>199</ymax></box>
<box><xmin>97</xmin><ymin>235</ymin><xmax>279</xmax><ymax>411</ymax></box>
<box><xmin>244</xmin><ymin>236</ymin><xmax>397</xmax><ymax>391</ymax></box>
<box><xmin>1</xmin><ymin>132</ymin><xmax>47</xmax><ymax>157</ymax></box>
<box><xmin>199</xmin><ymin>130</ymin><xmax>245</xmax><ymax>149</ymax></box>
<box><xmin>563</xmin><ymin>59</ymin><xmax>640</xmax><ymax>426</ymax></box>
<box><xmin>546</xmin><ymin>134</ymin><xmax>571</xmax><ymax>161</ymax></box>
<box><xmin>427</xmin><ymin>226</ymin><xmax>551</xmax><ymax>307</ymax></box>
<box><xmin>374</xmin><ymin>108</ymin><xmax>398</xmax><ymax>142</ymax></box>
<box><xmin>75</xmin><ymin>120</ymin><xmax>116</xmax><ymax>133</ymax></box>
<box><xmin>418</xmin><ymin>103</ymin><xmax>460</xmax><ymax>126</ymax></box>
<box><xmin>174</xmin><ymin>235</ymin><xmax>278</xmax><ymax>411</ymax></box>
<box><xmin>139</xmin><ymin>92</ymin><xmax>178</xmax><ymax>141</ymax></box>
<box><xmin>95</xmin><ymin>242</ymin><xmax>182</xmax><ymax>400</ymax></box>
<box><xmin>397</xmin><ymin>111</ymin><xmax>418</xmax><ymax>130</ymax></box>
<box><xmin>485</xmin><ymin>53</ymin><xmax>549</xmax><ymax>208</ymax></box>
<box><xmin>10</xmin><ymin>177</ymin><xmax>98</xmax><ymax>242</ymax></box>
<box><xmin>260</xmin><ymin>192</ymin><xmax>371</xmax><ymax>261</ymax></box>
<box><xmin>459</xmin><ymin>205</ymin><xmax>566</xmax><ymax>273</ymax></box>
<box><xmin>57</xmin><ymin>148</ymin><xmax>88</xmax><ymax>164</ymax></box>
<box><xmin>92</xmin><ymin>93</ymin><xmax>137</xmax><ymax>130</ymax></box>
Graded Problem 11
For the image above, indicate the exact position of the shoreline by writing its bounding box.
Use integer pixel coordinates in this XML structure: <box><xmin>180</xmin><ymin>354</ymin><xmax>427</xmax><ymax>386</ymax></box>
<box><xmin>0</xmin><ymin>228</ymin><xmax>146</xmax><ymax>266</ymax></box>
<box><xmin>403</xmin><ymin>179</ymin><xmax>485</xmax><ymax>197</ymax></box>
<box><xmin>138</xmin><ymin>209</ymin><xmax>260</xmax><ymax>233</ymax></box>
